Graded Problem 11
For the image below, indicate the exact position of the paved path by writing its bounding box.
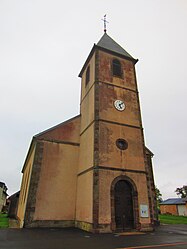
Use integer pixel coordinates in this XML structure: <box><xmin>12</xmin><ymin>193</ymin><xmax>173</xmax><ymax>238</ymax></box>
<box><xmin>0</xmin><ymin>225</ymin><xmax>187</xmax><ymax>249</ymax></box>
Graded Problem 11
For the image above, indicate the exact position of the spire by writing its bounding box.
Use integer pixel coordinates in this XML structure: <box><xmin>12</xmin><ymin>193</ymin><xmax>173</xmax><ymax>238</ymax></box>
<box><xmin>97</xmin><ymin>33</ymin><xmax>135</xmax><ymax>60</ymax></box>
<box><xmin>79</xmin><ymin>33</ymin><xmax>138</xmax><ymax>77</ymax></box>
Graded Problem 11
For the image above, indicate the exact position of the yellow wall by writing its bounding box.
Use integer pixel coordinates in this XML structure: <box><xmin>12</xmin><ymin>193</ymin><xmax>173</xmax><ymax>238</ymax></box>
<box><xmin>99</xmin><ymin>83</ymin><xmax>141</xmax><ymax>127</ymax></box>
<box><xmin>76</xmin><ymin>171</ymin><xmax>93</xmax><ymax>223</ymax></box>
<box><xmin>77</xmin><ymin>51</ymin><xmax>97</xmax><ymax>226</ymax></box>
<box><xmin>80</xmin><ymin>86</ymin><xmax>95</xmax><ymax>134</ymax></box>
<box><xmin>34</xmin><ymin>141</ymin><xmax>79</xmax><ymax>220</ymax></box>
<box><xmin>80</xmin><ymin>53</ymin><xmax>95</xmax><ymax>134</ymax></box>
<box><xmin>78</xmin><ymin>52</ymin><xmax>95</xmax><ymax>173</ymax></box>
<box><xmin>78</xmin><ymin>124</ymin><xmax>94</xmax><ymax>173</ymax></box>
<box><xmin>99</xmin><ymin>122</ymin><xmax>145</xmax><ymax>170</ymax></box>
<box><xmin>80</xmin><ymin>52</ymin><xmax>95</xmax><ymax>102</ymax></box>
<box><xmin>17</xmin><ymin>144</ymin><xmax>36</xmax><ymax>227</ymax></box>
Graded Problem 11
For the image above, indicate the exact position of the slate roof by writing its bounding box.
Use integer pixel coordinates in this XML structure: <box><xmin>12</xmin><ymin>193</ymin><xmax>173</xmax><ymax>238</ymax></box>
<box><xmin>79</xmin><ymin>33</ymin><xmax>138</xmax><ymax>77</ymax></box>
<box><xmin>97</xmin><ymin>33</ymin><xmax>135</xmax><ymax>60</ymax></box>
<box><xmin>145</xmin><ymin>146</ymin><xmax>154</xmax><ymax>156</ymax></box>
<box><xmin>160</xmin><ymin>198</ymin><xmax>187</xmax><ymax>205</ymax></box>
<box><xmin>8</xmin><ymin>191</ymin><xmax>20</xmax><ymax>199</ymax></box>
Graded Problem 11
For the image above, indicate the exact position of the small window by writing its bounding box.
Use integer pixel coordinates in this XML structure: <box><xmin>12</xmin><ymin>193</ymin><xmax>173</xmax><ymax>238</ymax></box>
<box><xmin>86</xmin><ymin>66</ymin><xmax>90</xmax><ymax>86</ymax></box>
<box><xmin>112</xmin><ymin>59</ymin><xmax>122</xmax><ymax>77</ymax></box>
<box><xmin>116</xmin><ymin>139</ymin><xmax>128</xmax><ymax>150</ymax></box>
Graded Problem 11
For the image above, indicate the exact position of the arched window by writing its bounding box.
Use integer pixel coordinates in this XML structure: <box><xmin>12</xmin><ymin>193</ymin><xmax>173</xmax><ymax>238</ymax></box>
<box><xmin>112</xmin><ymin>59</ymin><xmax>122</xmax><ymax>77</ymax></box>
<box><xmin>86</xmin><ymin>66</ymin><xmax>90</xmax><ymax>86</ymax></box>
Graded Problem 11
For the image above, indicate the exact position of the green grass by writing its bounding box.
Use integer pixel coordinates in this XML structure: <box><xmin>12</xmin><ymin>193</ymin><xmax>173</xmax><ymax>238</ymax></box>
<box><xmin>159</xmin><ymin>214</ymin><xmax>187</xmax><ymax>224</ymax></box>
<box><xmin>0</xmin><ymin>213</ymin><xmax>9</xmax><ymax>228</ymax></box>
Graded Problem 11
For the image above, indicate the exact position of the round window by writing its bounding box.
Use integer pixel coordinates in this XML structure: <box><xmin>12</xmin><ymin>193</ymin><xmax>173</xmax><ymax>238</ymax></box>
<box><xmin>116</xmin><ymin>139</ymin><xmax>128</xmax><ymax>150</ymax></box>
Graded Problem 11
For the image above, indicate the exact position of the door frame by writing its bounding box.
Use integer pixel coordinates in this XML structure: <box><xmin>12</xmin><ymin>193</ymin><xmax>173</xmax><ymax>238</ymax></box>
<box><xmin>110</xmin><ymin>175</ymin><xmax>140</xmax><ymax>231</ymax></box>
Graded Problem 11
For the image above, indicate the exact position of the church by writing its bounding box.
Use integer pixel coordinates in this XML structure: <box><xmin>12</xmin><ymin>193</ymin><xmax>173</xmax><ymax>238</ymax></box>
<box><xmin>17</xmin><ymin>31</ymin><xmax>157</xmax><ymax>233</ymax></box>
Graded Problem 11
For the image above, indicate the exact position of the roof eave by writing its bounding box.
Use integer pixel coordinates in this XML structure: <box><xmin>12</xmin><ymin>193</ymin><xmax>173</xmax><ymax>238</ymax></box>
<box><xmin>96</xmin><ymin>45</ymin><xmax>138</xmax><ymax>64</ymax></box>
<box><xmin>21</xmin><ymin>138</ymin><xmax>36</xmax><ymax>173</ymax></box>
<box><xmin>78</xmin><ymin>44</ymin><xmax>97</xmax><ymax>78</ymax></box>
<box><xmin>34</xmin><ymin>114</ymin><xmax>81</xmax><ymax>138</ymax></box>
<box><xmin>145</xmin><ymin>146</ymin><xmax>154</xmax><ymax>157</ymax></box>
<box><xmin>78</xmin><ymin>44</ymin><xmax>138</xmax><ymax>78</ymax></box>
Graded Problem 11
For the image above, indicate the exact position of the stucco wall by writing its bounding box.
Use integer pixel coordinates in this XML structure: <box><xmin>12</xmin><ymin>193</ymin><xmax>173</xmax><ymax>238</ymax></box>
<box><xmin>99</xmin><ymin>83</ymin><xmax>141</xmax><ymax>127</ymax></box>
<box><xmin>98</xmin><ymin>170</ymin><xmax>150</xmax><ymax>226</ymax></box>
<box><xmin>80</xmin><ymin>86</ymin><xmax>95</xmax><ymax>135</ymax></box>
<box><xmin>92</xmin><ymin>48</ymin><xmax>152</xmax><ymax>230</ymax></box>
<box><xmin>17</xmin><ymin>145</ymin><xmax>36</xmax><ymax>227</ymax></box>
<box><xmin>80</xmin><ymin>52</ymin><xmax>95</xmax><ymax>102</ymax></box>
<box><xmin>98</xmin><ymin>51</ymin><xmax>136</xmax><ymax>91</ymax></box>
<box><xmin>80</xmin><ymin>52</ymin><xmax>95</xmax><ymax>135</ymax></box>
<box><xmin>76</xmin><ymin>171</ymin><xmax>93</xmax><ymax>223</ymax></box>
<box><xmin>78</xmin><ymin>124</ymin><xmax>94</xmax><ymax>173</ymax></box>
<box><xmin>34</xmin><ymin>141</ymin><xmax>79</xmax><ymax>220</ymax></box>
<box><xmin>79</xmin><ymin>51</ymin><xmax>95</xmax><ymax>173</ymax></box>
<box><xmin>37</xmin><ymin>116</ymin><xmax>80</xmax><ymax>143</ymax></box>
<box><xmin>99</xmin><ymin>122</ymin><xmax>145</xmax><ymax>170</ymax></box>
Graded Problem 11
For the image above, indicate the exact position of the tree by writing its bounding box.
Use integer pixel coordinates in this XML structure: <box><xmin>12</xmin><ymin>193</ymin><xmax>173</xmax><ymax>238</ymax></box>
<box><xmin>175</xmin><ymin>185</ymin><xmax>187</xmax><ymax>198</ymax></box>
<box><xmin>155</xmin><ymin>186</ymin><xmax>163</xmax><ymax>209</ymax></box>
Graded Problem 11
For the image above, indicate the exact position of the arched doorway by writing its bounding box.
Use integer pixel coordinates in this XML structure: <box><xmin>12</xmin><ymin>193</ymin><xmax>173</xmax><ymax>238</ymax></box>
<box><xmin>111</xmin><ymin>176</ymin><xmax>139</xmax><ymax>232</ymax></box>
<box><xmin>114</xmin><ymin>180</ymin><xmax>134</xmax><ymax>231</ymax></box>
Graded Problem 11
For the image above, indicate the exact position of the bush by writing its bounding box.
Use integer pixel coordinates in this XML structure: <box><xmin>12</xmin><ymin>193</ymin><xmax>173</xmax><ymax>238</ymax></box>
<box><xmin>0</xmin><ymin>213</ymin><xmax>9</xmax><ymax>228</ymax></box>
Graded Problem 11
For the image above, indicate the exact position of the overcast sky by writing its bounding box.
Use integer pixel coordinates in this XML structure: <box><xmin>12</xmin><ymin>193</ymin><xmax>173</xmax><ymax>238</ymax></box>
<box><xmin>0</xmin><ymin>0</ymin><xmax>187</xmax><ymax>200</ymax></box>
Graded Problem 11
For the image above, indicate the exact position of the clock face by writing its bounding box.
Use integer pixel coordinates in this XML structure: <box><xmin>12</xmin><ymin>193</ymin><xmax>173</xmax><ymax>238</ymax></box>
<box><xmin>114</xmin><ymin>100</ymin><xmax>126</xmax><ymax>111</ymax></box>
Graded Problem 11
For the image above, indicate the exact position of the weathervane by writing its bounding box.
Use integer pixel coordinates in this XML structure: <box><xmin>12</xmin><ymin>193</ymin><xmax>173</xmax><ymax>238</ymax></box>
<box><xmin>102</xmin><ymin>14</ymin><xmax>109</xmax><ymax>33</ymax></box>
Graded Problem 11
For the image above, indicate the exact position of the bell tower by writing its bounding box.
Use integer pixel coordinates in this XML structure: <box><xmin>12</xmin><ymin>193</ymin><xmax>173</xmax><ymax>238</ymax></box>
<box><xmin>76</xmin><ymin>33</ymin><xmax>156</xmax><ymax>232</ymax></box>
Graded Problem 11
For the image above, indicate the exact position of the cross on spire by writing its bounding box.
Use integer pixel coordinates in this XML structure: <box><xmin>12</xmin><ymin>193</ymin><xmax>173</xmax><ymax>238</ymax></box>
<box><xmin>102</xmin><ymin>14</ymin><xmax>109</xmax><ymax>33</ymax></box>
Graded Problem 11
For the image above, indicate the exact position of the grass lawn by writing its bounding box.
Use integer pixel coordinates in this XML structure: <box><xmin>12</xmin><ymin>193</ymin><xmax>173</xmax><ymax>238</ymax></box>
<box><xmin>159</xmin><ymin>214</ymin><xmax>187</xmax><ymax>224</ymax></box>
<box><xmin>0</xmin><ymin>213</ymin><xmax>9</xmax><ymax>228</ymax></box>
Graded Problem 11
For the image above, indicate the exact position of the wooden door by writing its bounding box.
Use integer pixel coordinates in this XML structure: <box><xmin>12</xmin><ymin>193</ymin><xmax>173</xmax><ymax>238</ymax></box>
<box><xmin>114</xmin><ymin>180</ymin><xmax>134</xmax><ymax>231</ymax></box>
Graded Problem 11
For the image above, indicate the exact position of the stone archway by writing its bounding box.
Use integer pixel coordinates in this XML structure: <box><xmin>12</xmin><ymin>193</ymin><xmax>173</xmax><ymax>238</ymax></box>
<box><xmin>110</xmin><ymin>176</ymin><xmax>140</xmax><ymax>231</ymax></box>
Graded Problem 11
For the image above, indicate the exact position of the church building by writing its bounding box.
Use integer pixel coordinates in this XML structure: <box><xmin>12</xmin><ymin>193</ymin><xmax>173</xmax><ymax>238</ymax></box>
<box><xmin>17</xmin><ymin>32</ymin><xmax>157</xmax><ymax>233</ymax></box>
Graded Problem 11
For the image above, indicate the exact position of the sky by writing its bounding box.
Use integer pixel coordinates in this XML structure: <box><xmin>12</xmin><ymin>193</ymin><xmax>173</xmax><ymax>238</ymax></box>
<box><xmin>0</xmin><ymin>0</ymin><xmax>187</xmax><ymax>200</ymax></box>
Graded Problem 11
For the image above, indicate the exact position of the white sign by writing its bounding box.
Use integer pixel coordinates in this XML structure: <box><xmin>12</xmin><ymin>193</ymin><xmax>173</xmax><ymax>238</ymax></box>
<box><xmin>140</xmin><ymin>204</ymin><xmax>149</xmax><ymax>218</ymax></box>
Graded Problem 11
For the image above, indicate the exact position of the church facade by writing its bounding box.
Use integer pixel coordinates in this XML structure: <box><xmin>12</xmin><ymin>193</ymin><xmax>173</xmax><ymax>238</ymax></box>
<box><xmin>17</xmin><ymin>33</ymin><xmax>157</xmax><ymax>233</ymax></box>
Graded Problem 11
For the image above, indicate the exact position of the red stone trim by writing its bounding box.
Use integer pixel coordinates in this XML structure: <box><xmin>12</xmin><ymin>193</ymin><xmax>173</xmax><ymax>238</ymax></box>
<box><xmin>25</xmin><ymin>220</ymin><xmax>75</xmax><ymax>228</ymax></box>
<box><xmin>92</xmin><ymin>50</ymin><xmax>100</xmax><ymax>230</ymax></box>
<box><xmin>77</xmin><ymin>166</ymin><xmax>146</xmax><ymax>177</ymax></box>
<box><xmin>99</xmin><ymin>119</ymin><xmax>142</xmax><ymax>130</ymax></box>
<box><xmin>24</xmin><ymin>141</ymin><xmax>44</xmax><ymax>227</ymax></box>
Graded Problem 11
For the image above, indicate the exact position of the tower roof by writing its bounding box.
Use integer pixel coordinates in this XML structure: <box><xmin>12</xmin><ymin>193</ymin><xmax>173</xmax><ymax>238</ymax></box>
<box><xmin>97</xmin><ymin>33</ymin><xmax>135</xmax><ymax>60</ymax></box>
<box><xmin>79</xmin><ymin>33</ymin><xmax>138</xmax><ymax>77</ymax></box>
